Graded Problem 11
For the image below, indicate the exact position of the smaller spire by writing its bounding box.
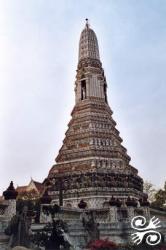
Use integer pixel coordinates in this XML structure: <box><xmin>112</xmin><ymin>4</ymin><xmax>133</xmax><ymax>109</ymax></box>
<box><xmin>85</xmin><ymin>18</ymin><xmax>89</xmax><ymax>29</ymax></box>
<box><xmin>3</xmin><ymin>181</ymin><xmax>18</xmax><ymax>200</ymax></box>
<box><xmin>79</xmin><ymin>19</ymin><xmax>100</xmax><ymax>61</ymax></box>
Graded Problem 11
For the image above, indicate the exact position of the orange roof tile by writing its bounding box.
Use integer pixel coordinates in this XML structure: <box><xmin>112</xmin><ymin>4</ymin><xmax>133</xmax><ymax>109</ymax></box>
<box><xmin>16</xmin><ymin>186</ymin><xmax>27</xmax><ymax>193</ymax></box>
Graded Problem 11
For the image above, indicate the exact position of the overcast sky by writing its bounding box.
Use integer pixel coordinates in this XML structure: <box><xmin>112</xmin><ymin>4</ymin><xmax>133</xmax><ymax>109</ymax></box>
<box><xmin>0</xmin><ymin>0</ymin><xmax>166</xmax><ymax>193</ymax></box>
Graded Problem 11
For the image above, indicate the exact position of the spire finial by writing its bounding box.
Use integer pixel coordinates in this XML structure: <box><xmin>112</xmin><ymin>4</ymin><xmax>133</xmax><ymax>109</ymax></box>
<box><xmin>85</xmin><ymin>18</ymin><xmax>89</xmax><ymax>28</ymax></box>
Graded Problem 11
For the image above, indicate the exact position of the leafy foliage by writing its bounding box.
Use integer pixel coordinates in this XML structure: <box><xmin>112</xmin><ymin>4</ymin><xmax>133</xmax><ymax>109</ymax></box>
<box><xmin>143</xmin><ymin>180</ymin><xmax>157</xmax><ymax>203</ymax></box>
<box><xmin>31</xmin><ymin>219</ymin><xmax>70</xmax><ymax>250</ymax></box>
<box><xmin>144</xmin><ymin>180</ymin><xmax>166</xmax><ymax>209</ymax></box>
<box><xmin>16</xmin><ymin>199</ymin><xmax>41</xmax><ymax>223</ymax></box>
<box><xmin>151</xmin><ymin>181</ymin><xmax>166</xmax><ymax>209</ymax></box>
<box><xmin>31</xmin><ymin>204</ymin><xmax>70</xmax><ymax>250</ymax></box>
<box><xmin>87</xmin><ymin>239</ymin><xmax>117</xmax><ymax>250</ymax></box>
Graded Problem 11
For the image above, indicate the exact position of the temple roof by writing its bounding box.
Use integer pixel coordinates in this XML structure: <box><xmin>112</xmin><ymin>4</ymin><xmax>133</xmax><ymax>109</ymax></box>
<box><xmin>78</xmin><ymin>19</ymin><xmax>100</xmax><ymax>61</ymax></box>
<box><xmin>16</xmin><ymin>179</ymin><xmax>44</xmax><ymax>195</ymax></box>
<box><xmin>33</xmin><ymin>180</ymin><xmax>44</xmax><ymax>193</ymax></box>
<box><xmin>16</xmin><ymin>185</ymin><xmax>27</xmax><ymax>193</ymax></box>
<box><xmin>0</xmin><ymin>196</ymin><xmax>4</xmax><ymax>202</ymax></box>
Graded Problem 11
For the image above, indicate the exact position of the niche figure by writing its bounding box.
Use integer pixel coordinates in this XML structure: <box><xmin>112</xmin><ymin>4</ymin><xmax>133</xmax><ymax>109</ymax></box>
<box><xmin>103</xmin><ymin>83</ymin><xmax>107</xmax><ymax>103</ymax></box>
<box><xmin>81</xmin><ymin>80</ymin><xmax>86</xmax><ymax>100</ymax></box>
<box><xmin>82</xmin><ymin>211</ymin><xmax>99</xmax><ymax>242</ymax></box>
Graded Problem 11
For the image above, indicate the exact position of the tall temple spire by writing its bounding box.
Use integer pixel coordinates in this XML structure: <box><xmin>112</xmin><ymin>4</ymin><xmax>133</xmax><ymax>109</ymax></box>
<box><xmin>47</xmin><ymin>22</ymin><xmax>144</xmax><ymax>209</ymax></box>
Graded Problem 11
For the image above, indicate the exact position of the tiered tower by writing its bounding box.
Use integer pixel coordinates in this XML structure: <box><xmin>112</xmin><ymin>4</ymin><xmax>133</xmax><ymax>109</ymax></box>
<box><xmin>46</xmin><ymin>20</ymin><xmax>145</xmax><ymax>208</ymax></box>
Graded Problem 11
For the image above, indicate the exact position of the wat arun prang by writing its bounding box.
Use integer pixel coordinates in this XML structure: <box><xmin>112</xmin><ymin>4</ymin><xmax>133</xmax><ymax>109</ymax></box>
<box><xmin>45</xmin><ymin>20</ymin><xmax>146</xmax><ymax>209</ymax></box>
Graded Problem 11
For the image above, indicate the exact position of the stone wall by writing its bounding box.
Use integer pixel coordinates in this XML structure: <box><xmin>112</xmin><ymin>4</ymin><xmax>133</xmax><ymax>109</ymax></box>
<box><xmin>37</xmin><ymin>206</ymin><xmax>166</xmax><ymax>248</ymax></box>
<box><xmin>32</xmin><ymin>219</ymin><xmax>166</xmax><ymax>249</ymax></box>
<box><xmin>0</xmin><ymin>200</ymin><xmax>16</xmax><ymax>249</ymax></box>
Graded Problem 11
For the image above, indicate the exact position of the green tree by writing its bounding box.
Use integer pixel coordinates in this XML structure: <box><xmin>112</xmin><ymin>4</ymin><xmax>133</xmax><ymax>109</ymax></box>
<box><xmin>143</xmin><ymin>180</ymin><xmax>157</xmax><ymax>203</ymax></box>
<box><xmin>152</xmin><ymin>181</ymin><xmax>166</xmax><ymax>208</ymax></box>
